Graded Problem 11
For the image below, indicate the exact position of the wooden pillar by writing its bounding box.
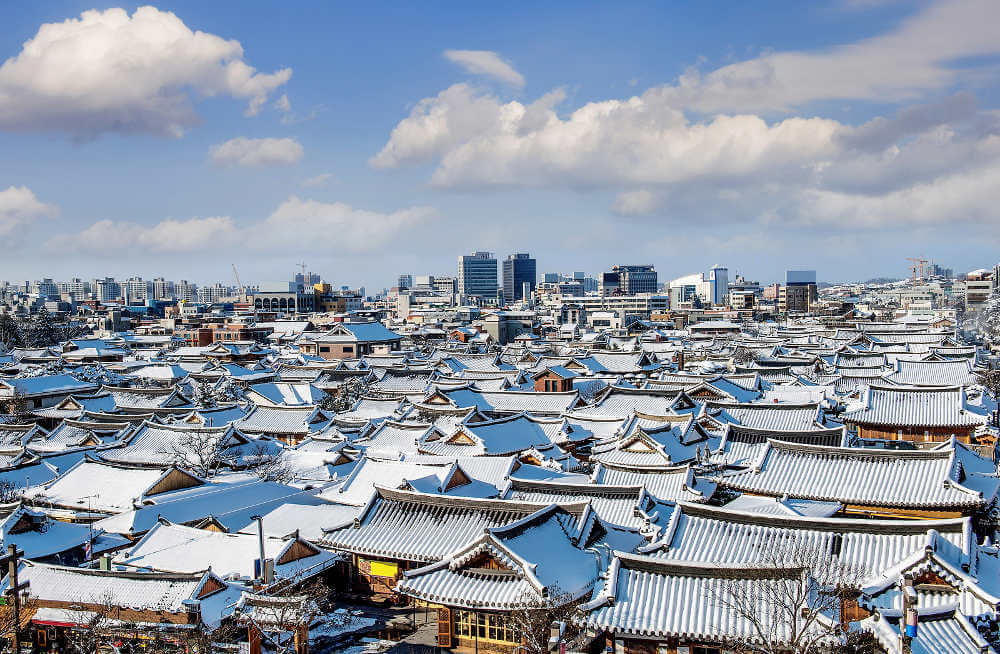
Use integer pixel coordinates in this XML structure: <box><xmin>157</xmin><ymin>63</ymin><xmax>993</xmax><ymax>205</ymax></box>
<box><xmin>248</xmin><ymin>624</ymin><xmax>263</xmax><ymax>654</ymax></box>
<box><xmin>294</xmin><ymin>624</ymin><xmax>309</xmax><ymax>654</ymax></box>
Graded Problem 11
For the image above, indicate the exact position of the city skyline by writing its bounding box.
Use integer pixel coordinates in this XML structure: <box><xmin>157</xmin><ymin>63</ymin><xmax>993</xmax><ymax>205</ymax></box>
<box><xmin>2</xmin><ymin>1</ymin><xmax>999</xmax><ymax>287</ymax></box>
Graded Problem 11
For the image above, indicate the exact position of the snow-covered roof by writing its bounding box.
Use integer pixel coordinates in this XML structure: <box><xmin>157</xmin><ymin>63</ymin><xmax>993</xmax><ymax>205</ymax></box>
<box><xmin>116</xmin><ymin>521</ymin><xmax>336</xmax><ymax>581</ymax></box>
<box><xmin>717</xmin><ymin>439</ymin><xmax>983</xmax><ymax>510</ymax></box>
<box><xmin>842</xmin><ymin>385</ymin><xmax>989</xmax><ymax>428</ymax></box>
<box><xmin>320</xmin><ymin>487</ymin><xmax>586</xmax><ymax>563</ymax></box>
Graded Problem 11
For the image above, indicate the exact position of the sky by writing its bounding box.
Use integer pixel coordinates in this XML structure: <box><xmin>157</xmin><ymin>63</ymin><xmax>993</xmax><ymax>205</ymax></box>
<box><xmin>1</xmin><ymin>0</ymin><xmax>999</xmax><ymax>289</ymax></box>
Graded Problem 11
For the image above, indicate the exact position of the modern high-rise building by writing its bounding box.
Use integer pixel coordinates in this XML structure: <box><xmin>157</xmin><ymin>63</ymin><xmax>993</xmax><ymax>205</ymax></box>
<box><xmin>606</xmin><ymin>265</ymin><xmax>658</xmax><ymax>295</ymax></box>
<box><xmin>294</xmin><ymin>271</ymin><xmax>322</xmax><ymax>287</ymax></box>
<box><xmin>93</xmin><ymin>278</ymin><xmax>122</xmax><ymax>302</ymax></box>
<box><xmin>151</xmin><ymin>277</ymin><xmax>174</xmax><ymax>300</ymax></box>
<box><xmin>502</xmin><ymin>253</ymin><xmax>536</xmax><ymax>302</ymax></box>
<box><xmin>398</xmin><ymin>274</ymin><xmax>412</xmax><ymax>290</ymax></box>
<box><xmin>458</xmin><ymin>251</ymin><xmax>498</xmax><ymax>300</ymax></box>
<box><xmin>709</xmin><ymin>265</ymin><xmax>729</xmax><ymax>306</ymax></box>
<box><xmin>176</xmin><ymin>280</ymin><xmax>198</xmax><ymax>302</ymax></box>
<box><xmin>433</xmin><ymin>276</ymin><xmax>458</xmax><ymax>295</ymax></box>
<box><xmin>543</xmin><ymin>272</ymin><xmax>560</xmax><ymax>283</ymax></box>
<box><xmin>123</xmin><ymin>276</ymin><xmax>148</xmax><ymax>304</ymax></box>
<box><xmin>779</xmin><ymin>270</ymin><xmax>818</xmax><ymax>313</ymax></box>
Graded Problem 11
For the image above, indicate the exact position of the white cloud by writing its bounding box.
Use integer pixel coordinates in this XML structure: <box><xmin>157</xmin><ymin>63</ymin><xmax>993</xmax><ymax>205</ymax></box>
<box><xmin>262</xmin><ymin>197</ymin><xmax>437</xmax><ymax>251</ymax></box>
<box><xmin>47</xmin><ymin>198</ymin><xmax>436</xmax><ymax>257</ymax></box>
<box><xmin>48</xmin><ymin>216</ymin><xmax>237</xmax><ymax>253</ymax></box>
<box><xmin>0</xmin><ymin>186</ymin><xmax>56</xmax><ymax>239</ymax></box>
<box><xmin>274</xmin><ymin>94</ymin><xmax>292</xmax><ymax>113</ymax></box>
<box><xmin>209</xmin><ymin>137</ymin><xmax>304</xmax><ymax>167</ymax></box>
<box><xmin>300</xmin><ymin>173</ymin><xmax>335</xmax><ymax>188</ymax></box>
<box><xmin>649</xmin><ymin>0</ymin><xmax>1000</xmax><ymax>113</ymax></box>
<box><xmin>443</xmin><ymin>50</ymin><xmax>525</xmax><ymax>87</ymax></box>
<box><xmin>372</xmin><ymin>4</ymin><xmax>1000</xmax><ymax>233</ymax></box>
<box><xmin>373</xmin><ymin>83</ymin><xmax>841</xmax><ymax>188</ymax></box>
<box><xmin>794</xmin><ymin>162</ymin><xmax>1000</xmax><ymax>229</ymax></box>
<box><xmin>0</xmin><ymin>6</ymin><xmax>291</xmax><ymax>137</ymax></box>
<box><xmin>612</xmin><ymin>190</ymin><xmax>660</xmax><ymax>216</ymax></box>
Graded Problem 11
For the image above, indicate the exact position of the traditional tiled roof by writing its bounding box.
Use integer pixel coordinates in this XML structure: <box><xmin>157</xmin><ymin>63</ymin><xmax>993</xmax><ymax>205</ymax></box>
<box><xmin>320</xmin><ymin>488</ymin><xmax>586</xmax><ymax>563</ymax></box>
<box><xmin>116</xmin><ymin>521</ymin><xmax>336</xmax><ymax>581</ymax></box>
<box><xmin>396</xmin><ymin>504</ymin><xmax>600</xmax><ymax>610</ymax></box>
<box><xmin>0</xmin><ymin>374</ymin><xmax>99</xmax><ymax>398</ymax></box>
<box><xmin>235</xmin><ymin>405</ymin><xmax>330</xmax><ymax>436</ymax></box>
<box><xmin>717</xmin><ymin>439</ymin><xmax>984</xmax><ymax>510</ymax></box>
<box><xmin>645</xmin><ymin>503</ymin><xmax>973</xmax><ymax>579</ymax></box>
<box><xmin>98</xmin><ymin>421</ymin><xmax>249</xmax><ymax>467</ymax></box>
<box><xmin>26</xmin><ymin>458</ymin><xmax>204</xmax><ymax>513</ymax></box>
<box><xmin>707</xmin><ymin>401</ymin><xmax>826</xmax><ymax>432</ymax></box>
<box><xmin>842</xmin><ymin>385</ymin><xmax>989</xmax><ymax>429</ymax></box>
<box><xmin>884</xmin><ymin>359</ymin><xmax>979</xmax><ymax>387</ymax></box>
<box><xmin>591</xmin><ymin>463</ymin><xmax>715</xmax><ymax>505</ymax></box>
<box><xmin>585</xmin><ymin>554</ymin><xmax>820</xmax><ymax>644</ymax></box>
<box><xmin>1</xmin><ymin>561</ymin><xmax>225</xmax><ymax>613</ymax></box>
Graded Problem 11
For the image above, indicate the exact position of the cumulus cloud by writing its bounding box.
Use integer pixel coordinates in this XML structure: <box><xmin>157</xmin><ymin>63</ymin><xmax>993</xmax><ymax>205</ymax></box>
<box><xmin>371</xmin><ymin>1</ymin><xmax>1000</xmax><ymax>233</ymax></box>
<box><xmin>373</xmin><ymin>83</ymin><xmax>840</xmax><ymax>188</ymax></box>
<box><xmin>47</xmin><ymin>198</ymin><xmax>436</xmax><ymax>257</ymax></box>
<box><xmin>48</xmin><ymin>216</ymin><xmax>237</xmax><ymax>253</ymax></box>
<box><xmin>443</xmin><ymin>50</ymin><xmax>524</xmax><ymax>87</ymax></box>
<box><xmin>0</xmin><ymin>186</ymin><xmax>56</xmax><ymax>239</ymax></box>
<box><xmin>650</xmin><ymin>0</ymin><xmax>1000</xmax><ymax>113</ymax></box>
<box><xmin>612</xmin><ymin>190</ymin><xmax>661</xmax><ymax>216</ymax></box>
<box><xmin>262</xmin><ymin>197</ymin><xmax>437</xmax><ymax>251</ymax></box>
<box><xmin>0</xmin><ymin>6</ymin><xmax>291</xmax><ymax>137</ymax></box>
<box><xmin>300</xmin><ymin>173</ymin><xmax>335</xmax><ymax>188</ymax></box>
<box><xmin>209</xmin><ymin>137</ymin><xmax>304</xmax><ymax>167</ymax></box>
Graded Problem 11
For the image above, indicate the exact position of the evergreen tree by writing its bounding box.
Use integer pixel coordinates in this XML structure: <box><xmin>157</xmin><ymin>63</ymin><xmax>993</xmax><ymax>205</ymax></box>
<box><xmin>978</xmin><ymin>287</ymin><xmax>1000</xmax><ymax>350</ymax></box>
<box><xmin>0</xmin><ymin>311</ymin><xmax>24</xmax><ymax>349</ymax></box>
<box><xmin>28</xmin><ymin>307</ymin><xmax>61</xmax><ymax>347</ymax></box>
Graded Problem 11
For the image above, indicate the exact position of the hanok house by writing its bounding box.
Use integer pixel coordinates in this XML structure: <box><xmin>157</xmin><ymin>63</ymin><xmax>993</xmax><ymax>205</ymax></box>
<box><xmin>531</xmin><ymin>366</ymin><xmax>578</xmax><ymax>392</ymax></box>
<box><xmin>0</xmin><ymin>561</ymin><xmax>237</xmax><ymax>652</ymax></box>
<box><xmin>0</xmin><ymin>375</ymin><xmax>100</xmax><ymax>411</ymax></box>
<box><xmin>318</xmin><ymin>488</ymin><xmax>588</xmax><ymax>602</ymax></box>
<box><xmin>842</xmin><ymin>385</ymin><xmax>991</xmax><ymax>451</ymax></box>
<box><xmin>714</xmin><ymin>439</ymin><xmax>991</xmax><ymax>519</ymax></box>
<box><xmin>298</xmin><ymin>322</ymin><xmax>403</xmax><ymax>360</ymax></box>
<box><xmin>395</xmin><ymin>504</ymin><xmax>601</xmax><ymax>652</ymax></box>
<box><xmin>24</xmin><ymin>458</ymin><xmax>206</xmax><ymax>518</ymax></box>
<box><xmin>583</xmin><ymin>554</ymin><xmax>841</xmax><ymax>654</ymax></box>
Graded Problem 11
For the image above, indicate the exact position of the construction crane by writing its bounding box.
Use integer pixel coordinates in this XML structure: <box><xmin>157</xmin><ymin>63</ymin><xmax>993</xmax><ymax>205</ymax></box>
<box><xmin>296</xmin><ymin>262</ymin><xmax>308</xmax><ymax>277</ymax></box>
<box><xmin>905</xmin><ymin>257</ymin><xmax>928</xmax><ymax>282</ymax></box>
<box><xmin>232</xmin><ymin>263</ymin><xmax>246</xmax><ymax>302</ymax></box>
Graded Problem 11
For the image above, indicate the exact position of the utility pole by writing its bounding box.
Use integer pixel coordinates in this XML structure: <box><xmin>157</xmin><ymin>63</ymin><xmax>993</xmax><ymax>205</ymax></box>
<box><xmin>3</xmin><ymin>544</ymin><xmax>28</xmax><ymax>654</ymax></box>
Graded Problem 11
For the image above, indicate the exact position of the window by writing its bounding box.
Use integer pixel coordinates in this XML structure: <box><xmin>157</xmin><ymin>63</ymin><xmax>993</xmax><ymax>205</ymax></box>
<box><xmin>343</xmin><ymin>346</ymin><xmax>354</xmax><ymax>353</ymax></box>
<box><xmin>319</xmin><ymin>346</ymin><xmax>330</xmax><ymax>353</ymax></box>
<box><xmin>452</xmin><ymin>611</ymin><xmax>516</xmax><ymax>644</ymax></box>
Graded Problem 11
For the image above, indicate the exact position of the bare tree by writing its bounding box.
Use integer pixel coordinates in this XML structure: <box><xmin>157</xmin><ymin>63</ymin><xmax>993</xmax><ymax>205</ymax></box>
<box><xmin>0</xmin><ymin>591</ymin><xmax>39</xmax><ymax>650</ymax></box>
<box><xmin>194</xmin><ymin>380</ymin><xmax>218</xmax><ymax>409</ymax></box>
<box><xmin>171</xmin><ymin>430</ymin><xmax>234</xmax><ymax>478</ymax></box>
<box><xmin>508</xmin><ymin>585</ymin><xmax>582</xmax><ymax>654</ymax></box>
<box><xmin>246</xmin><ymin>443</ymin><xmax>296</xmax><ymax>484</ymax></box>
<box><xmin>709</xmin><ymin>539</ymin><xmax>867</xmax><ymax>654</ymax></box>
<box><xmin>980</xmin><ymin>366</ymin><xmax>1000</xmax><ymax>428</ymax></box>
<box><xmin>732</xmin><ymin>346</ymin><xmax>758</xmax><ymax>367</ymax></box>
<box><xmin>4</xmin><ymin>388</ymin><xmax>32</xmax><ymax>424</ymax></box>
<box><xmin>235</xmin><ymin>578</ymin><xmax>334</xmax><ymax>654</ymax></box>
<box><xmin>318</xmin><ymin>376</ymin><xmax>371</xmax><ymax>414</ymax></box>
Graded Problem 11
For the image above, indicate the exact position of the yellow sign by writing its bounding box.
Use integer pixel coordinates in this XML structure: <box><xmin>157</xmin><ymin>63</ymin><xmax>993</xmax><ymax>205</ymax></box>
<box><xmin>369</xmin><ymin>560</ymin><xmax>398</xmax><ymax>577</ymax></box>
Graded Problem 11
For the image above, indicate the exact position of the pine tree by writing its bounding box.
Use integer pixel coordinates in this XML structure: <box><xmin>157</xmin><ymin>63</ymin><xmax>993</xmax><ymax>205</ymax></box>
<box><xmin>0</xmin><ymin>311</ymin><xmax>24</xmax><ymax>349</ymax></box>
<box><xmin>978</xmin><ymin>287</ymin><xmax>1000</xmax><ymax>350</ymax></box>
<box><xmin>28</xmin><ymin>307</ymin><xmax>61</xmax><ymax>347</ymax></box>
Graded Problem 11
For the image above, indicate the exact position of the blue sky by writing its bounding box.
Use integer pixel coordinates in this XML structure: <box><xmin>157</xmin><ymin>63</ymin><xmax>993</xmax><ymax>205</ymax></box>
<box><xmin>1</xmin><ymin>0</ymin><xmax>998</xmax><ymax>288</ymax></box>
